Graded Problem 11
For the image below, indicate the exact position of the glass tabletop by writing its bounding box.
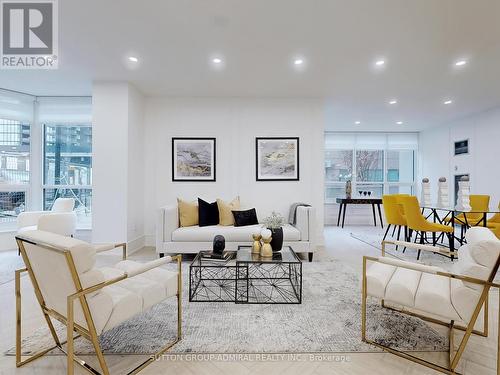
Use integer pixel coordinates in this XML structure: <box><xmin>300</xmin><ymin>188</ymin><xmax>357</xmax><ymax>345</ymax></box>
<box><xmin>236</xmin><ymin>246</ymin><xmax>301</xmax><ymax>263</ymax></box>
<box><xmin>191</xmin><ymin>246</ymin><xmax>301</xmax><ymax>266</ymax></box>
<box><xmin>421</xmin><ymin>205</ymin><xmax>500</xmax><ymax>214</ymax></box>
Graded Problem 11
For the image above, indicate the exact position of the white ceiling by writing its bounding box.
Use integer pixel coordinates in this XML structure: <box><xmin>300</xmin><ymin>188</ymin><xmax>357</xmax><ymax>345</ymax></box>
<box><xmin>1</xmin><ymin>0</ymin><xmax>499</xmax><ymax>131</ymax></box>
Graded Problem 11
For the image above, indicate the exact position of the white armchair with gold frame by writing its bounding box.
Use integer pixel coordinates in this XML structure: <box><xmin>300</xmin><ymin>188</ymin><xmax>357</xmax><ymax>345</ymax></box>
<box><xmin>362</xmin><ymin>226</ymin><xmax>500</xmax><ymax>375</ymax></box>
<box><xmin>15</xmin><ymin>230</ymin><xmax>182</xmax><ymax>375</ymax></box>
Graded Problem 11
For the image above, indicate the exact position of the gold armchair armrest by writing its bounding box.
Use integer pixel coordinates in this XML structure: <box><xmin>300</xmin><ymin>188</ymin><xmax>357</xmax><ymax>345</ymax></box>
<box><xmin>93</xmin><ymin>242</ymin><xmax>127</xmax><ymax>260</ymax></box>
<box><xmin>382</xmin><ymin>240</ymin><xmax>453</xmax><ymax>257</ymax></box>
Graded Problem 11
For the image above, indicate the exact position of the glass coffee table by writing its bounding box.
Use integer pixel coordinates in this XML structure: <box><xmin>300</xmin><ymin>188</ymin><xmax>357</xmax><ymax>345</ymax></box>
<box><xmin>189</xmin><ymin>246</ymin><xmax>302</xmax><ymax>304</ymax></box>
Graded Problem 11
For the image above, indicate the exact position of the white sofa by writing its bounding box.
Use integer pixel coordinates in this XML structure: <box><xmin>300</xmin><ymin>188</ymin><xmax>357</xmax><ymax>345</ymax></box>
<box><xmin>156</xmin><ymin>204</ymin><xmax>316</xmax><ymax>261</ymax></box>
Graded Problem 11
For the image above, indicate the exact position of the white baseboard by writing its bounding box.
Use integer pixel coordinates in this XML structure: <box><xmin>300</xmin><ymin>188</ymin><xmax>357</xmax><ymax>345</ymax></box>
<box><xmin>145</xmin><ymin>234</ymin><xmax>155</xmax><ymax>247</ymax></box>
<box><xmin>127</xmin><ymin>236</ymin><xmax>146</xmax><ymax>255</ymax></box>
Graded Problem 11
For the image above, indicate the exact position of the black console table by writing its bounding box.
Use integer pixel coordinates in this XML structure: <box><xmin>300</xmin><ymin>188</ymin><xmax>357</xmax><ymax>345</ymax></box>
<box><xmin>336</xmin><ymin>198</ymin><xmax>384</xmax><ymax>228</ymax></box>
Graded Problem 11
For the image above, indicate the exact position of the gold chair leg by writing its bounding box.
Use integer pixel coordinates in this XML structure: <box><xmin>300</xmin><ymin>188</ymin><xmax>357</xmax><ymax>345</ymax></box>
<box><xmin>361</xmin><ymin>257</ymin><xmax>367</xmax><ymax>341</ymax></box>
<box><xmin>498</xmin><ymin>288</ymin><xmax>500</xmax><ymax>375</ymax></box>
<box><xmin>15</xmin><ymin>268</ymin><xmax>62</xmax><ymax>368</ymax></box>
<box><xmin>449</xmin><ymin>320</ymin><xmax>455</xmax><ymax>366</ymax></box>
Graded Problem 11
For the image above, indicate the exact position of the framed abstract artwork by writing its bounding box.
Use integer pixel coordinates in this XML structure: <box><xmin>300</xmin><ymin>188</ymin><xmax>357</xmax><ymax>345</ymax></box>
<box><xmin>256</xmin><ymin>137</ymin><xmax>299</xmax><ymax>181</ymax></box>
<box><xmin>172</xmin><ymin>138</ymin><xmax>216</xmax><ymax>181</ymax></box>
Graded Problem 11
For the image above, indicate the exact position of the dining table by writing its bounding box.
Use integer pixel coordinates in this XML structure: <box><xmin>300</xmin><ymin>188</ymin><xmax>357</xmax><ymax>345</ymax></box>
<box><xmin>420</xmin><ymin>205</ymin><xmax>500</xmax><ymax>255</ymax></box>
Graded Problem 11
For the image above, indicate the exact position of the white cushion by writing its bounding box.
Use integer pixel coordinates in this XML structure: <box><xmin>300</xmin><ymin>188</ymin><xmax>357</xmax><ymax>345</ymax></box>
<box><xmin>101</xmin><ymin>285</ymin><xmax>142</xmax><ymax>332</ymax></box>
<box><xmin>466</xmin><ymin>226</ymin><xmax>499</xmax><ymax>245</ymax></box>
<box><xmin>114</xmin><ymin>260</ymin><xmax>178</xmax><ymax>298</ymax></box>
<box><xmin>451</xmin><ymin>279</ymin><xmax>482</xmax><ymax>322</ymax></box>
<box><xmin>366</xmin><ymin>261</ymin><xmax>396</xmax><ymax>299</ymax></box>
<box><xmin>414</xmin><ymin>273</ymin><xmax>461</xmax><ymax>321</ymax></box>
<box><xmin>171</xmin><ymin>223</ymin><xmax>301</xmax><ymax>242</ymax></box>
<box><xmin>453</xmin><ymin>244</ymin><xmax>491</xmax><ymax>290</ymax></box>
<box><xmin>51</xmin><ymin>198</ymin><xmax>75</xmax><ymax>212</ymax></box>
<box><xmin>385</xmin><ymin>268</ymin><xmax>421</xmax><ymax>307</ymax></box>
<box><xmin>98</xmin><ymin>260</ymin><xmax>179</xmax><ymax>332</ymax></box>
<box><xmin>19</xmin><ymin>230</ymin><xmax>96</xmax><ymax>273</ymax></box>
<box><xmin>17</xmin><ymin>225</ymin><xmax>37</xmax><ymax>233</ymax></box>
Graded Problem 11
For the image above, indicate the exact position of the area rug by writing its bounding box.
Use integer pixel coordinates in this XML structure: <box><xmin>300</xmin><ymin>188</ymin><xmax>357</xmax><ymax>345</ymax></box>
<box><xmin>7</xmin><ymin>261</ymin><xmax>447</xmax><ymax>355</ymax></box>
<box><xmin>0</xmin><ymin>250</ymin><xmax>25</xmax><ymax>285</ymax></box>
<box><xmin>349</xmin><ymin>228</ymin><xmax>455</xmax><ymax>270</ymax></box>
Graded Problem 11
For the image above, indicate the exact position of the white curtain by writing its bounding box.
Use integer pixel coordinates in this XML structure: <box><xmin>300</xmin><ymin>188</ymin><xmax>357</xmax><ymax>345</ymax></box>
<box><xmin>325</xmin><ymin>132</ymin><xmax>418</xmax><ymax>150</ymax></box>
<box><xmin>0</xmin><ymin>89</ymin><xmax>34</xmax><ymax>122</ymax></box>
<box><xmin>37</xmin><ymin>97</ymin><xmax>92</xmax><ymax>124</ymax></box>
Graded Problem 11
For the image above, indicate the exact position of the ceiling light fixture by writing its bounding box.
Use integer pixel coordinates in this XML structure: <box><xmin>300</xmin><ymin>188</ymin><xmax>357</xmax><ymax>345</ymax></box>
<box><xmin>389</xmin><ymin>99</ymin><xmax>397</xmax><ymax>105</ymax></box>
<box><xmin>294</xmin><ymin>59</ymin><xmax>304</xmax><ymax>65</ymax></box>
<box><xmin>128</xmin><ymin>56</ymin><xmax>138</xmax><ymax>63</ymax></box>
<box><xmin>355</xmin><ymin>121</ymin><xmax>361</xmax><ymax>125</ymax></box>
<box><xmin>455</xmin><ymin>60</ymin><xmax>467</xmax><ymax>66</ymax></box>
<box><xmin>375</xmin><ymin>60</ymin><xmax>385</xmax><ymax>66</ymax></box>
<box><xmin>444</xmin><ymin>100</ymin><xmax>453</xmax><ymax>105</ymax></box>
<box><xmin>212</xmin><ymin>58</ymin><xmax>222</xmax><ymax>64</ymax></box>
<box><xmin>396</xmin><ymin>121</ymin><xmax>403</xmax><ymax>125</ymax></box>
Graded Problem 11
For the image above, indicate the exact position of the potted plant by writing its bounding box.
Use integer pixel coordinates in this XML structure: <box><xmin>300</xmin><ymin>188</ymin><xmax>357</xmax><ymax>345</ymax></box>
<box><xmin>263</xmin><ymin>211</ymin><xmax>285</xmax><ymax>252</ymax></box>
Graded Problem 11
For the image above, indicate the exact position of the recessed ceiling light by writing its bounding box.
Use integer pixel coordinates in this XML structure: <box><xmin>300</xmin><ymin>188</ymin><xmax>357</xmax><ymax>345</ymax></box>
<box><xmin>396</xmin><ymin>121</ymin><xmax>403</xmax><ymax>125</ymax></box>
<box><xmin>128</xmin><ymin>56</ymin><xmax>138</xmax><ymax>63</ymax></box>
<box><xmin>389</xmin><ymin>99</ymin><xmax>397</xmax><ymax>105</ymax></box>
<box><xmin>455</xmin><ymin>60</ymin><xmax>467</xmax><ymax>66</ymax></box>
<box><xmin>355</xmin><ymin>121</ymin><xmax>361</xmax><ymax>125</ymax></box>
<box><xmin>212</xmin><ymin>58</ymin><xmax>222</xmax><ymax>64</ymax></box>
<box><xmin>444</xmin><ymin>100</ymin><xmax>453</xmax><ymax>105</ymax></box>
<box><xmin>375</xmin><ymin>60</ymin><xmax>385</xmax><ymax>66</ymax></box>
<box><xmin>294</xmin><ymin>59</ymin><xmax>304</xmax><ymax>65</ymax></box>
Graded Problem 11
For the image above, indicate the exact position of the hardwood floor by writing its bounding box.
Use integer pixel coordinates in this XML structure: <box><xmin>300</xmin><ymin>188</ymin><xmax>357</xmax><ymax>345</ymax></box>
<box><xmin>0</xmin><ymin>226</ymin><xmax>498</xmax><ymax>374</ymax></box>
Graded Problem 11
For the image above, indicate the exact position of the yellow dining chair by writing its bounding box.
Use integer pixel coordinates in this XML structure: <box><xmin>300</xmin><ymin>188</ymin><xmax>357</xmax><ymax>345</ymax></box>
<box><xmin>446</xmin><ymin>194</ymin><xmax>490</xmax><ymax>227</ymax></box>
<box><xmin>382</xmin><ymin>195</ymin><xmax>407</xmax><ymax>243</ymax></box>
<box><xmin>400</xmin><ymin>196</ymin><xmax>454</xmax><ymax>260</ymax></box>
<box><xmin>487</xmin><ymin>202</ymin><xmax>500</xmax><ymax>232</ymax></box>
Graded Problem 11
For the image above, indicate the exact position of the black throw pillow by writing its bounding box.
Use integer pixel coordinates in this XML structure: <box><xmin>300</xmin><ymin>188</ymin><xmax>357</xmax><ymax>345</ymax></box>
<box><xmin>232</xmin><ymin>208</ymin><xmax>259</xmax><ymax>227</ymax></box>
<box><xmin>198</xmin><ymin>198</ymin><xmax>219</xmax><ymax>227</ymax></box>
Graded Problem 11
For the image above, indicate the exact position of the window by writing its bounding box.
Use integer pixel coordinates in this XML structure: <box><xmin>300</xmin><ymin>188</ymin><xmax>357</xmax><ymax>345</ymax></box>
<box><xmin>0</xmin><ymin>118</ymin><xmax>30</xmax><ymax>227</ymax></box>
<box><xmin>43</xmin><ymin>124</ymin><xmax>92</xmax><ymax>227</ymax></box>
<box><xmin>324</xmin><ymin>133</ymin><xmax>417</xmax><ymax>203</ymax></box>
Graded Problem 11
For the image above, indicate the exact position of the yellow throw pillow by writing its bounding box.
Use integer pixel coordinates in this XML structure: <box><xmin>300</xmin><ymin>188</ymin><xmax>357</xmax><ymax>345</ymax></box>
<box><xmin>217</xmin><ymin>197</ymin><xmax>241</xmax><ymax>226</ymax></box>
<box><xmin>177</xmin><ymin>198</ymin><xmax>199</xmax><ymax>227</ymax></box>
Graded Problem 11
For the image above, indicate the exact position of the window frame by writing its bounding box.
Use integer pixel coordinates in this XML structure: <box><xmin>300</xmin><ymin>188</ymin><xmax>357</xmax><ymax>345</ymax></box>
<box><xmin>0</xmin><ymin>118</ymin><xmax>32</xmax><ymax>230</ymax></box>
<box><xmin>325</xmin><ymin>135</ymin><xmax>416</xmax><ymax>203</ymax></box>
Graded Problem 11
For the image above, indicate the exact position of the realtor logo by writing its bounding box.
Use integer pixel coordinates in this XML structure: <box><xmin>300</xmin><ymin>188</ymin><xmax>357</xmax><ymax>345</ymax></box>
<box><xmin>1</xmin><ymin>0</ymin><xmax>58</xmax><ymax>69</ymax></box>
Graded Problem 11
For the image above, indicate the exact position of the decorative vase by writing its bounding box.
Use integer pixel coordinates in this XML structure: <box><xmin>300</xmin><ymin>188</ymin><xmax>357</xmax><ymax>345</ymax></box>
<box><xmin>260</xmin><ymin>237</ymin><xmax>273</xmax><ymax>258</ymax></box>
<box><xmin>260</xmin><ymin>229</ymin><xmax>273</xmax><ymax>258</ymax></box>
<box><xmin>437</xmin><ymin>177</ymin><xmax>449</xmax><ymax>208</ymax></box>
<box><xmin>252</xmin><ymin>233</ymin><xmax>262</xmax><ymax>254</ymax></box>
<box><xmin>345</xmin><ymin>180</ymin><xmax>352</xmax><ymax>199</ymax></box>
<box><xmin>268</xmin><ymin>227</ymin><xmax>284</xmax><ymax>252</ymax></box>
<box><xmin>455</xmin><ymin>176</ymin><xmax>471</xmax><ymax>211</ymax></box>
<box><xmin>421</xmin><ymin>178</ymin><xmax>431</xmax><ymax>206</ymax></box>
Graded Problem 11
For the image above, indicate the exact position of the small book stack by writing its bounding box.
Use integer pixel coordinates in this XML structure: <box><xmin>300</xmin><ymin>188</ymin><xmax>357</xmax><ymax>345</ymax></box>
<box><xmin>200</xmin><ymin>251</ymin><xmax>233</xmax><ymax>262</ymax></box>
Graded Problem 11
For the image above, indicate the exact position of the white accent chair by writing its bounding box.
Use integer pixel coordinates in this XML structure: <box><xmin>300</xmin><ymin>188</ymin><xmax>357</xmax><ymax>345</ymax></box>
<box><xmin>17</xmin><ymin>198</ymin><xmax>77</xmax><ymax>237</ymax></box>
<box><xmin>15</xmin><ymin>230</ymin><xmax>182</xmax><ymax>375</ymax></box>
<box><xmin>362</xmin><ymin>226</ymin><xmax>500</xmax><ymax>375</ymax></box>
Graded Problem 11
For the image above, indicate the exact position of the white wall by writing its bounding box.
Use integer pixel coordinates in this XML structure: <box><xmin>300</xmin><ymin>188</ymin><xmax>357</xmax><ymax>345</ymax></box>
<box><xmin>92</xmin><ymin>82</ymin><xmax>146</xmax><ymax>248</ymax></box>
<box><xmin>127</xmin><ymin>85</ymin><xmax>145</xmax><ymax>248</ymax></box>
<box><xmin>419</xmin><ymin>106</ymin><xmax>500</xmax><ymax>207</ymax></box>
<box><xmin>143</xmin><ymin>98</ymin><xmax>325</xmax><ymax>246</ymax></box>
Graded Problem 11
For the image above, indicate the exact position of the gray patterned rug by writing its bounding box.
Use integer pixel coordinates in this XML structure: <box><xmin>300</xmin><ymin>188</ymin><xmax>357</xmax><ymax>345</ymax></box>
<box><xmin>0</xmin><ymin>250</ymin><xmax>25</xmax><ymax>285</ymax></box>
<box><xmin>7</xmin><ymin>261</ymin><xmax>447</xmax><ymax>355</ymax></box>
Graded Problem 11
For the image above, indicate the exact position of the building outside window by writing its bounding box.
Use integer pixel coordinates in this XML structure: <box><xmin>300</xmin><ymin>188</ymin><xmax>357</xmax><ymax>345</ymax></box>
<box><xmin>325</xmin><ymin>133</ymin><xmax>417</xmax><ymax>203</ymax></box>
<box><xmin>0</xmin><ymin>118</ymin><xmax>31</xmax><ymax>227</ymax></box>
<box><xmin>43</xmin><ymin>124</ymin><xmax>92</xmax><ymax>227</ymax></box>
